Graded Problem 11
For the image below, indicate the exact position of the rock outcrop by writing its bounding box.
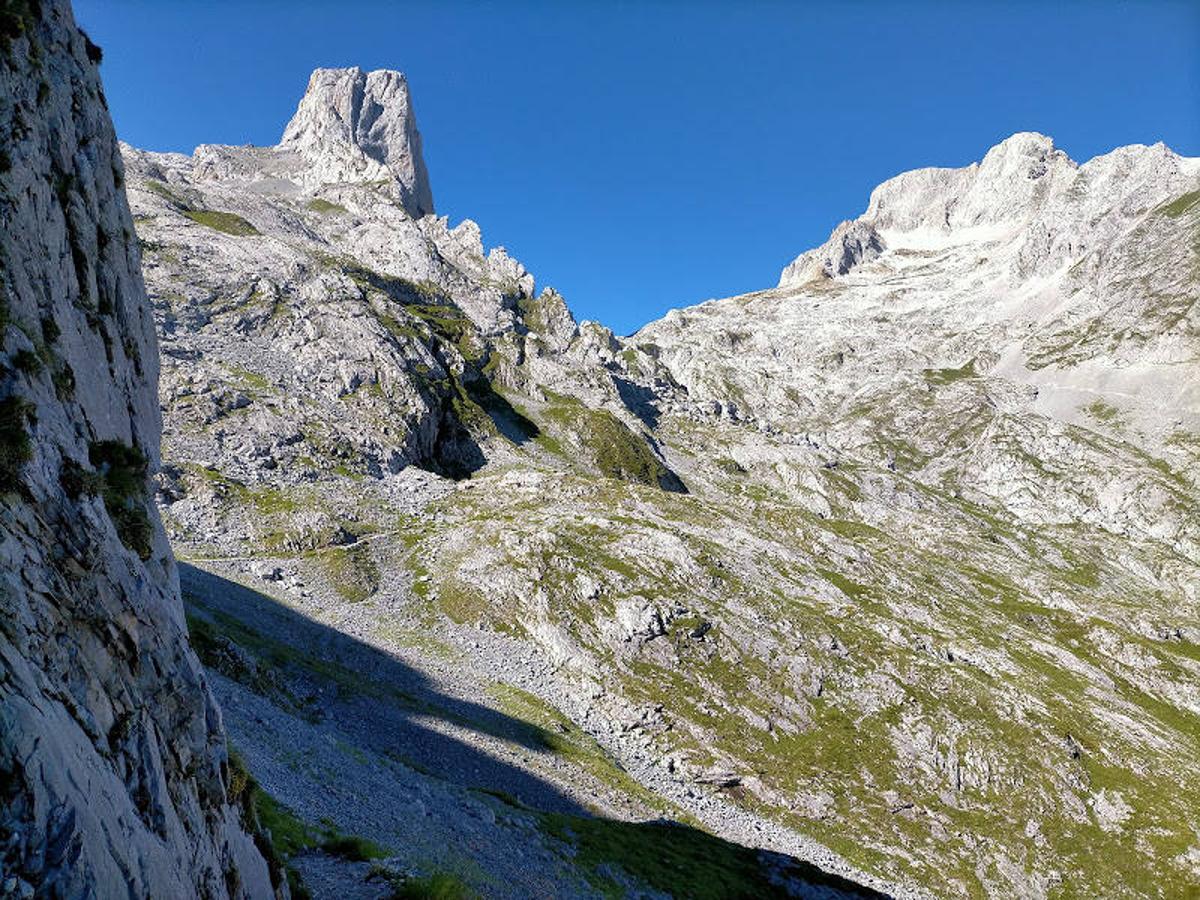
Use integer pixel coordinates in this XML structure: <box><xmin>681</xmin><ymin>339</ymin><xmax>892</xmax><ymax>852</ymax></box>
<box><xmin>278</xmin><ymin>67</ymin><xmax>434</xmax><ymax>218</ymax></box>
<box><xmin>0</xmin><ymin>3</ymin><xmax>275</xmax><ymax>897</ymax></box>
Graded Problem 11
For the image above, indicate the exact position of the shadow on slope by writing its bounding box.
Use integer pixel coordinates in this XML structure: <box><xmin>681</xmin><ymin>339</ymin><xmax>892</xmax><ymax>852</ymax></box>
<box><xmin>178</xmin><ymin>563</ymin><xmax>886</xmax><ymax>900</ymax></box>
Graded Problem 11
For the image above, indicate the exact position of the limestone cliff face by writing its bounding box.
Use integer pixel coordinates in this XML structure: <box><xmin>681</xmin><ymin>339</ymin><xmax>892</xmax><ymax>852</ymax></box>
<box><xmin>279</xmin><ymin>67</ymin><xmax>434</xmax><ymax>218</ymax></box>
<box><xmin>0</xmin><ymin>2</ymin><xmax>274</xmax><ymax>897</ymax></box>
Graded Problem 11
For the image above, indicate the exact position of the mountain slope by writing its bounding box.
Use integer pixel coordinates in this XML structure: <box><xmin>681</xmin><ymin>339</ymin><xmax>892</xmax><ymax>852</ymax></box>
<box><xmin>0</xmin><ymin>2</ymin><xmax>275</xmax><ymax>897</ymax></box>
<box><xmin>125</xmin><ymin>70</ymin><xmax>1200</xmax><ymax>899</ymax></box>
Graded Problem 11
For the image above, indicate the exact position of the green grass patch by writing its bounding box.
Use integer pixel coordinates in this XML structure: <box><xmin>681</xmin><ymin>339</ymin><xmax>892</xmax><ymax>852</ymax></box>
<box><xmin>321</xmin><ymin>543</ymin><xmax>381</xmax><ymax>603</ymax></box>
<box><xmin>306</xmin><ymin>198</ymin><xmax>348</xmax><ymax>215</ymax></box>
<box><xmin>1158</xmin><ymin>189</ymin><xmax>1200</xmax><ymax>218</ymax></box>
<box><xmin>923</xmin><ymin>359</ymin><xmax>977</xmax><ymax>386</ymax></box>
<box><xmin>184</xmin><ymin>209</ymin><xmax>259</xmax><ymax>236</ymax></box>
<box><xmin>540</xmin><ymin>393</ymin><xmax>682</xmax><ymax>491</ymax></box>
<box><xmin>1083</xmin><ymin>398</ymin><xmax>1121</xmax><ymax>424</ymax></box>
<box><xmin>539</xmin><ymin>814</ymin><xmax>874</xmax><ymax>900</ymax></box>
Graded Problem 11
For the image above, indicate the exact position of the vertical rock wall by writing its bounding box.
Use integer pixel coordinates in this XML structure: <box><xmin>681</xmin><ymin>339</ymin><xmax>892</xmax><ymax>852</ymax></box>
<box><xmin>0</xmin><ymin>2</ymin><xmax>275</xmax><ymax>896</ymax></box>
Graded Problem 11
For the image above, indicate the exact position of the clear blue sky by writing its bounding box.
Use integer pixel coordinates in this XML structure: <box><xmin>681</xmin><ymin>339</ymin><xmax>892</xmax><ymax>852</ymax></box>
<box><xmin>75</xmin><ymin>1</ymin><xmax>1200</xmax><ymax>336</ymax></box>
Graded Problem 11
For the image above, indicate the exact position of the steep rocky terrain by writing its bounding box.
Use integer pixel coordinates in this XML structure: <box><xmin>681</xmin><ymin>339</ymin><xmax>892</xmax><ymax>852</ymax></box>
<box><xmin>0</xmin><ymin>2</ymin><xmax>275</xmax><ymax>898</ymax></box>
<box><xmin>123</xmin><ymin>65</ymin><xmax>1200</xmax><ymax>899</ymax></box>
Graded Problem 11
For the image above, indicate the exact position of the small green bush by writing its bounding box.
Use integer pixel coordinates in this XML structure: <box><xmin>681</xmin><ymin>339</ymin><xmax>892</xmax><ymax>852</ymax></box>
<box><xmin>0</xmin><ymin>395</ymin><xmax>34</xmax><ymax>493</ymax></box>
<box><xmin>60</xmin><ymin>457</ymin><xmax>104</xmax><ymax>498</ymax></box>
<box><xmin>88</xmin><ymin>439</ymin><xmax>153</xmax><ymax>559</ymax></box>
<box><xmin>320</xmin><ymin>833</ymin><xmax>389</xmax><ymax>862</ymax></box>
<box><xmin>40</xmin><ymin>314</ymin><xmax>60</xmax><ymax>344</ymax></box>
<box><xmin>13</xmin><ymin>348</ymin><xmax>41</xmax><ymax>373</ymax></box>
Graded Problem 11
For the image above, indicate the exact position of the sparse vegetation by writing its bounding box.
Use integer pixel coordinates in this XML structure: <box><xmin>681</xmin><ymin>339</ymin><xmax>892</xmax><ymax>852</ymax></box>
<box><xmin>1158</xmin><ymin>189</ymin><xmax>1200</xmax><ymax>218</ymax></box>
<box><xmin>321</xmin><ymin>542</ymin><xmax>381</xmax><ymax>603</ymax></box>
<box><xmin>539</xmin><ymin>814</ymin><xmax>858</xmax><ymax>900</ymax></box>
<box><xmin>539</xmin><ymin>391</ymin><xmax>683</xmax><ymax>491</ymax></box>
<box><xmin>923</xmin><ymin>359</ymin><xmax>977</xmax><ymax>385</ymax></box>
<box><xmin>0</xmin><ymin>395</ymin><xmax>34</xmax><ymax>493</ymax></box>
<box><xmin>184</xmin><ymin>209</ymin><xmax>260</xmax><ymax>236</ymax></box>
<box><xmin>1084</xmin><ymin>398</ymin><xmax>1121</xmax><ymax>424</ymax></box>
<box><xmin>306</xmin><ymin>197</ymin><xmax>348</xmax><ymax>215</ymax></box>
<box><xmin>226</xmin><ymin>749</ymin><xmax>387</xmax><ymax>893</ymax></box>
<box><xmin>87</xmin><ymin>440</ymin><xmax>154</xmax><ymax>559</ymax></box>
<box><xmin>388</xmin><ymin>871</ymin><xmax>476</xmax><ymax>900</ymax></box>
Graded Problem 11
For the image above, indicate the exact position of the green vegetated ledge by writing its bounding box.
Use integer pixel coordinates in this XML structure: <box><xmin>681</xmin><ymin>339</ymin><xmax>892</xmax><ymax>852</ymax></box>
<box><xmin>47</xmin><ymin>439</ymin><xmax>155</xmax><ymax>559</ymax></box>
<box><xmin>306</xmin><ymin>197</ymin><xmax>348</xmax><ymax>215</ymax></box>
<box><xmin>145</xmin><ymin>179</ymin><xmax>259</xmax><ymax>236</ymax></box>
<box><xmin>1158</xmin><ymin>188</ymin><xmax>1200</xmax><ymax>219</ymax></box>
<box><xmin>539</xmin><ymin>388</ymin><xmax>687</xmax><ymax>493</ymax></box>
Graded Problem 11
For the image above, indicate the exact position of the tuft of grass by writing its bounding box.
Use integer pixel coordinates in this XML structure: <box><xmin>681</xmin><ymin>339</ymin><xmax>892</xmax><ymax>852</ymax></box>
<box><xmin>306</xmin><ymin>198</ymin><xmax>348</xmax><ymax>215</ymax></box>
<box><xmin>320</xmin><ymin>833</ymin><xmax>390</xmax><ymax>862</ymax></box>
<box><xmin>13</xmin><ymin>348</ymin><xmax>41</xmax><ymax>374</ymax></box>
<box><xmin>88</xmin><ymin>440</ymin><xmax>153</xmax><ymax>559</ymax></box>
<box><xmin>184</xmin><ymin>209</ymin><xmax>259</xmax><ymax>236</ymax></box>
<box><xmin>0</xmin><ymin>395</ymin><xmax>34</xmax><ymax>493</ymax></box>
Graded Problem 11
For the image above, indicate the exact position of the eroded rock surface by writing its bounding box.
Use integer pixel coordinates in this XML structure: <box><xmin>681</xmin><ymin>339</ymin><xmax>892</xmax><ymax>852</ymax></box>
<box><xmin>0</xmin><ymin>3</ymin><xmax>274</xmax><ymax>897</ymax></box>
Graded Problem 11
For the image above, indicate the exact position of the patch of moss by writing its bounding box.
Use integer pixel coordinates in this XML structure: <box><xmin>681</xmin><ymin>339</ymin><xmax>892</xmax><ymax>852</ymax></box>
<box><xmin>184</xmin><ymin>209</ymin><xmax>259</xmax><ymax>236</ymax></box>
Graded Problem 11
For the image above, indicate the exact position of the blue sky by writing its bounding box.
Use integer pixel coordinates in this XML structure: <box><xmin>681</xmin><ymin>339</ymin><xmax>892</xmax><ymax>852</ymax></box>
<box><xmin>76</xmin><ymin>1</ymin><xmax>1200</xmax><ymax>335</ymax></box>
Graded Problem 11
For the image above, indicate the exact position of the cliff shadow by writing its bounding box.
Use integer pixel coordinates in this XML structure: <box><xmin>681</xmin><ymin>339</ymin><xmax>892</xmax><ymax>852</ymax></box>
<box><xmin>177</xmin><ymin>562</ymin><xmax>888</xmax><ymax>899</ymax></box>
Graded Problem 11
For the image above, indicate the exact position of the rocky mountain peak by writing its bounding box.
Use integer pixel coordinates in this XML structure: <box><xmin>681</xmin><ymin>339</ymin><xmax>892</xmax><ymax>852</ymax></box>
<box><xmin>279</xmin><ymin>66</ymin><xmax>434</xmax><ymax>217</ymax></box>
<box><xmin>781</xmin><ymin>132</ymin><xmax>1197</xmax><ymax>286</ymax></box>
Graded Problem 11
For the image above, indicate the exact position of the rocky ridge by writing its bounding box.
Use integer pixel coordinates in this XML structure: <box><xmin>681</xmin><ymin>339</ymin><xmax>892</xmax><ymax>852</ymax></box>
<box><xmin>0</xmin><ymin>2</ymin><xmax>275</xmax><ymax>898</ymax></box>
<box><xmin>123</xmin><ymin>65</ymin><xmax>1200</xmax><ymax>900</ymax></box>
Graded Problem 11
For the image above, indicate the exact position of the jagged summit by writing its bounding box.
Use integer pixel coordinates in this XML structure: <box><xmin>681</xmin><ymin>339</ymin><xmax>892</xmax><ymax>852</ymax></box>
<box><xmin>780</xmin><ymin>131</ymin><xmax>1199</xmax><ymax>286</ymax></box>
<box><xmin>130</xmin><ymin>66</ymin><xmax>437</xmax><ymax>219</ymax></box>
<box><xmin>279</xmin><ymin>66</ymin><xmax>434</xmax><ymax>218</ymax></box>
